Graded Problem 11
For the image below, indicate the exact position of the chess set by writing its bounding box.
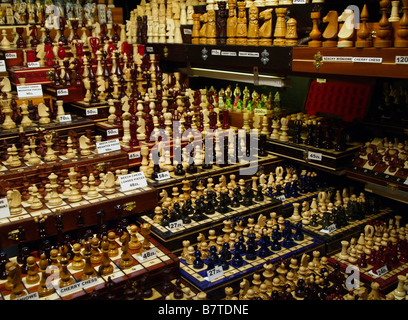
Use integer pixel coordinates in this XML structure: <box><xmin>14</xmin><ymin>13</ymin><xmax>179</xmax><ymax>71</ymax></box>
<box><xmin>348</xmin><ymin>137</ymin><xmax>408</xmax><ymax>193</ymax></box>
<box><xmin>266</xmin><ymin>112</ymin><xmax>362</xmax><ymax>173</ymax></box>
<box><xmin>178</xmin><ymin>213</ymin><xmax>324</xmax><ymax>296</ymax></box>
<box><xmin>138</xmin><ymin>174</ymin><xmax>282</xmax><ymax>251</ymax></box>
<box><xmin>0</xmin><ymin>223</ymin><xmax>181</xmax><ymax>300</ymax></box>
<box><xmin>328</xmin><ymin>214</ymin><xmax>408</xmax><ymax>295</ymax></box>
<box><xmin>221</xmin><ymin>250</ymin><xmax>391</xmax><ymax>300</ymax></box>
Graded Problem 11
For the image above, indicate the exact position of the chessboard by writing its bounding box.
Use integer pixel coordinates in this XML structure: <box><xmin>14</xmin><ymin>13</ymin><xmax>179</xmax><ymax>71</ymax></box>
<box><xmin>138</xmin><ymin>197</ymin><xmax>282</xmax><ymax>252</ymax></box>
<box><xmin>0</xmin><ymin>224</ymin><xmax>179</xmax><ymax>300</ymax></box>
<box><xmin>178</xmin><ymin>217</ymin><xmax>324</xmax><ymax>294</ymax></box>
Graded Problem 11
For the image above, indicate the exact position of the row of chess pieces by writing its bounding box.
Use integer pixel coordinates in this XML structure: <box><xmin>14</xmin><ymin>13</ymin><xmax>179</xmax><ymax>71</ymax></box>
<box><xmin>224</xmin><ymin>251</ymin><xmax>406</xmax><ymax>300</ymax></box>
<box><xmin>287</xmin><ymin>188</ymin><xmax>377</xmax><ymax>229</ymax></box>
<box><xmin>4</xmin><ymin>165</ymin><xmax>131</xmax><ymax>215</ymax></box>
<box><xmin>0</xmin><ymin>223</ymin><xmax>170</xmax><ymax>300</ymax></box>
<box><xmin>354</xmin><ymin>137</ymin><xmax>408</xmax><ymax>176</ymax></box>
<box><xmin>335</xmin><ymin>216</ymin><xmax>408</xmax><ymax>273</ymax></box>
<box><xmin>0</xmin><ymin>97</ymin><xmax>69</xmax><ymax>130</ymax></box>
<box><xmin>180</xmin><ymin>212</ymin><xmax>306</xmax><ymax>272</ymax></box>
<box><xmin>309</xmin><ymin>1</ymin><xmax>408</xmax><ymax>49</ymax></box>
<box><xmin>0</xmin><ymin>127</ymin><xmax>101</xmax><ymax>169</ymax></box>
<box><xmin>0</xmin><ymin>0</ymin><xmax>114</xmax><ymax>26</ymax></box>
<box><xmin>272</xmin><ymin>113</ymin><xmax>350</xmax><ymax>152</ymax></box>
<box><xmin>152</xmin><ymin>174</ymin><xmax>270</xmax><ymax>226</ymax></box>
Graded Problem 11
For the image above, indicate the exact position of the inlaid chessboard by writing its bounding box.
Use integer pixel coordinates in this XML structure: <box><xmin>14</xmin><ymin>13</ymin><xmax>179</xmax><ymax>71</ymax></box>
<box><xmin>0</xmin><ymin>225</ymin><xmax>179</xmax><ymax>300</ymax></box>
<box><xmin>138</xmin><ymin>197</ymin><xmax>282</xmax><ymax>251</ymax></box>
<box><xmin>179</xmin><ymin>232</ymin><xmax>323</xmax><ymax>293</ymax></box>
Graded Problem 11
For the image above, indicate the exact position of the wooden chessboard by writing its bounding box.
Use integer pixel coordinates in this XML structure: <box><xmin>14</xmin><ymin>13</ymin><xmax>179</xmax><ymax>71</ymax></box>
<box><xmin>0</xmin><ymin>226</ymin><xmax>179</xmax><ymax>300</ymax></box>
<box><xmin>302</xmin><ymin>208</ymin><xmax>394</xmax><ymax>254</ymax></box>
<box><xmin>138</xmin><ymin>197</ymin><xmax>282</xmax><ymax>252</ymax></box>
<box><xmin>328</xmin><ymin>253</ymin><xmax>408</xmax><ymax>293</ymax></box>
<box><xmin>0</xmin><ymin>184</ymin><xmax>158</xmax><ymax>249</ymax></box>
<box><xmin>179</xmin><ymin>232</ymin><xmax>324</xmax><ymax>294</ymax></box>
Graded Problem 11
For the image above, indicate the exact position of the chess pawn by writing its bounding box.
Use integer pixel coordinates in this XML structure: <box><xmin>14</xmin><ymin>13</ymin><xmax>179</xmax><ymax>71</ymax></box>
<box><xmin>392</xmin><ymin>275</ymin><xmax>407</xmax><ymax>300</ymax></box>
<box><xmin>48</xmin><ymin>173</ymin><xmax>63</xmax><ymax>206</ymax></box>
<box><xmin>290</xmin><ymin>203</ymin><xmax>302</xmax><ymax>223</ymax></box>
<box><xmin>87</xmin><ymin>173</ymin><xmax>99</xmax><ymax>198</ymax></box>
<box><xmin>129</xmin><ymin>225</ymin><xmax>142</xmax><ymax>250</ymax></box>
<box><xmin>68</xmin><ymin>167</ymin><xmax>82</xmax><ymax>202</ymax></box>
<box><xmin>339</xmin><ymin>240</ymin><xmax>349</xmax><ymax>260</ymax></box>
<box><xmin>20</xmin><ymin>102</ymin><xmax>33</xmax><ymax>127</ymax></box>
<box><xmin>309</xmin><ymin>11</ymin><xmax>322</xmax><ymax>47</ymax></box>
<box><xmin>90</xmin><ymin>237</ymin><xmax>102</xmax><ymax>264</ymax></box>
<box><xmin>71</xmin><ymin>243</ymin><xmax>85</xmax><ymax>270</ymax></box>
<box><xmin>25</xmin><ymin>256</ymin><xmax>40</xmax><ymax>285</ymax></box>
<box><xmin>107</xmin><ymin>231</ymin><xmax>119</xmax><ymax>258</ymax></box>
<box><xmin>99</xmin><ymin>236</ymin><xmax>114</xmax><ymax>276</ymax></box>
<box><xmin>367</xmin><ymin>281</ymin><xmax>381</xmax><ymax>300</ymax></box>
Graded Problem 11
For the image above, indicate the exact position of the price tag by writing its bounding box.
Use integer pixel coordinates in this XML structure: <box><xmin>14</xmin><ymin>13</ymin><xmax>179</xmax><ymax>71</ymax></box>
<box><xmin>17</xmin><ymin>84</ymin><xmax>43</xmax><ymax>98</ymax></box>
<box><xmin>375</xmin><ymin>265</ymin><xmax>389</xmax><ymax>277</ymax></box>
<box><xmin>221</xmin><ymin>51</ymin><xmax>237</xmax><ymax>57</ymax></box>
<box><xmin>128</xmin><ymin>151</ymin><xmax>141</xmax><ymax>160</ymax></box>
<box><xmin>308</xmin><ymin>151</ymin><xmax>322</xmax><ymax>161</ymax></box>
<box><xmin>27</xmin><ymin>61</ymin><xmax>40</xmax><ymax>68</ymax></box>
<box><xmin>59</xmin><ymin>114</ymin><xmax>72</xmax><ymax>123</ymax></box>
<box><xmin>254</xmin><ymin>108</ymin><xmax>267</xmax><ymax>116</ymax></box>
<box><xmin>57</xmin><ymin>88</ymin><xmax>69</xmax><ymax>96</ymax></box>
<box><xmin>5</xmin><ymin>52</ymin><xmax>17</xmax><ymax>59</ymax></box>
<box><xmin>107</xmin><ymin>128</ymin><xmax>119</xmax><ymax>136</ymax></box>
<box><xmin>166</xmin><ymin>220</ymin><xmax>183</xmax><ymax>230</ymax></box>
<box><xmin>0</xmin><ymin>197</ymin><xmax>11</xmax><ymax>219</ymax></box>
<box><xmin>0</xmin><ymin>60</ymin><xmax>6</xmax><ymax>72</ymax></box>
<box><xmin>322</xmin><ymin>56</ymin><xmax>353</xmax><ymax>62</ymax></box>
<box><xmin>396</xmin><ymin>56</ymin><xmax>408</xmax><ymax>64</ymax></box>
<box><xmin>183</xmin><ymin>28</ymin><xmax>192</xmax><ymax>35</ymax></box>
<box><xmin>293</xmin><ymin>0</ymin><xmax>307</xmax><ymax>3</ymax></box>
<box><xmin>146</xmin><ymin>46</ymin><xmax>153</xmax><ymax>53</ymax></box>
<box><xmin>140</xmin><ymin>248</ymin><xmax>157</xmax><ymax>261</ymax></box>
<box><xmin>211</xmin><ymin>49</ymin><xmax>221</xmax><ymax>56</ymax></box>
<box><xmin>119</xmin><ymin>172</ymin><xmax>147</xmax><ymax>191</ymax></box>
<box><xmin>15</xmin><ymin>292</ymin><xmax>39</xmax><ymax>300</ymax></box>
<box><xmin>275</xmin><ymin>194</ymin><xmax>286</xmax><ymax>201</ymax></box>
<box><xmin>155</xmin><ymin>171</ymin><xmax>171</xmax><ymax>181</ymax></box>
<box><xmin>321</xmin><ymin>224</ymin><xmax>336</xmax><ymax>234</ymax></box>
<box><xmin>86</xmin><ymin>108</ymin><xmax>98</xmax><ymax>116</ymax></box>
<box><xmin>238</xmin><ymin>51</ymin><xmax>260</xmax><ymax>58</ymax></box>
<box><xmin>316</xmin><ymin>78</ymin><xmax>327</xmax><ymax>83</ymax></box>
<box><xmin>96</xmin><ymin>139</ymin><xmax>121</xmax><ymax>154</ymax></box>
<box><xmin>206</xmin><ymin>266</ymin><xmax>224</xmax><ymax>281</ymax></box>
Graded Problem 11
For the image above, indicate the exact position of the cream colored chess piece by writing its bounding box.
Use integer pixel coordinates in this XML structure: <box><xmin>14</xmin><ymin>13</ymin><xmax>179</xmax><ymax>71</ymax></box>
<box><xmin>337</xmin><ymin>9</ymin><xmax>355</xmax><ymax>48</ymax></box>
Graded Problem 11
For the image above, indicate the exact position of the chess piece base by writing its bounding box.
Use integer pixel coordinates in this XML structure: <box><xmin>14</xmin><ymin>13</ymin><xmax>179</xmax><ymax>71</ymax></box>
<box><xmin>247</xmin><ymin>39</ymin><xmax>259</xmax><ymax>46</ymax></box>
<box><xmin>226</xmin><ymin>38</ymin><xmax>236</xmax><ymax>45</ymax></box>
<box><xmin>323</xmin><ymin>40</ymin><xmax>337</xmax><ymax>47</ymax></box>
<box><xmin>394</xmin><ymin>39</ymin><xmax>408</xmax><ymax>48</ymax></box>
<box><xmin>273</xmin><ymin>39</ymin><xmax>286</xmax><ymax>46</ymax></box>
<box><xmin>337</xmin><ymin>40</ymin><xmax>354</xmax><ymax>48</ymax></box>
<box><xmin>259</xmin><ymin>39</ymin><xmax>272</xmax><ymax>46</ymax></box>
<box><xmin>374</xmin><ymin>39</ymin><xmax>393</xmax><ymax>48</ymax></box>
<box><xmin>236</xmin><ymin>38</ymin><xmax>247</xmax><ymax>45</ymax></box>
<box><xmin>355</xmin><ymin>40</ymin><xmax>372</xmax><ymax>48</ymax></box>
<box><xmin>308</xmin><ymin>40</ymin><xmax>322</xmax><ymax>47</ymax></box>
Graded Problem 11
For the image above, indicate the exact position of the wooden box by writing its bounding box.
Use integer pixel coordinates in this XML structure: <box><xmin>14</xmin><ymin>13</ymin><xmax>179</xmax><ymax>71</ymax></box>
<box><xmin>67</xmin><ymin>101</ymin><xmax>110</xmax><ymax>122</ymax></box>
<box><xmin>44</xmin><ymin>84</ymin><xmax>85</xmax><ymax>103</ymax></box>
<box><xmin>8</xmin><ymin>65</ymin><xmax>53</xmax><ymax>85</ymax></box>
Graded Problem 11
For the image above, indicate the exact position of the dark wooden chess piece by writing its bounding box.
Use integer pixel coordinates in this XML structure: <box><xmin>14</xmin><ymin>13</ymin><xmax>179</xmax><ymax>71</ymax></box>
<box><xmin>193</xmin><ymin>250</ymin><xmax>204</xmax><ymax>269</ymax></box>
<box><xmin>217</xmin><ymin>1</ymin><xmax>228</xmax><ymax>45</ymax></box>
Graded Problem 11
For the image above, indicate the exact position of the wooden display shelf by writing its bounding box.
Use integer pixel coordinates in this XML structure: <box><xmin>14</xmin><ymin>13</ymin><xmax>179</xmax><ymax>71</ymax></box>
<box><xmin>0</xmin><ymin>185</ymin><xmax>158</xmax><ymax>249</ymax></box>
<box><xmin>292</xmin><ymin>46</ymin><xmax>408</xmax><ymax>79</ymax></box>
<box><xmin>265</xmin><ymin>138</ymin><xmax>362</xmax><ymax>175</ymax></box>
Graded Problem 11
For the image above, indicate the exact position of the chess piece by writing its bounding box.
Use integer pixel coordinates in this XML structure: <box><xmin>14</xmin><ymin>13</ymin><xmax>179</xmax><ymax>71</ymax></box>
<box><xmin>322</xmin><ymin>11</ymin><xmax>338</xmax><ymax>47</ymax></box>
<box><xmin>309</xmin><ymin>11</ymin><xmax>322</xmax><ymax>47</ymax></box>
<box><xmin>247</xmin><ymin>3</ymin><xmax>259</xmax><ymax>46</ymax></box>
<box><xmin>356</xmin><ymin>4</ymin><xmax>373</xmax><ymax>48</ymax></box>
<box><xmin>395</xmin><ymin>0</ymin><xmax>408</xmax><ymax>47</ymax></box>
<box><xmin>258</xmin><ymin>8</ymin><xmax>273</xmax><ymax>45</ymax></box>
<box><xmin>273</xmin><ymin>7</ymin><xmax>287</xmax><ymax>46</ymax></box>
<box><xmin>337</xmin><ymin>9</ymin><xmax>355</xmax><ymax>48</ymax></box>
<box><xmin>236</xmin><ymin>1</ymin><xmax>247</xmax><ymax>45</ymax></box>
<box><xmin>375</xmin><ymin>0</ymin><xmax>393</xmax><ymax>48</ymax></box>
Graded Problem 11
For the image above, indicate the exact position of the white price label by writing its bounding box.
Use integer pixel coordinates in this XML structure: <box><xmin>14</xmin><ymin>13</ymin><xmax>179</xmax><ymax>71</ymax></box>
<box><xmin>353</xmin><ymin>57</ymin><xmax>383</xmax><ymax>63</ymax></box>
<box><xmin>17</xmin><ymin>84</ymin><xmax>43</xmax><ymax>98</ymax></box>
<box><xmin>5</xmin><ymin>52</ymin><xmax>17</xmax><ymax>59</ymax></box>
<box><xmin>321</xmin><ymin>224</ymin><xmax>336</xmax><ymax>234</ymax></box>
<box><xmin>0</xmin><ymin>60</ymin><xmax>6</xmax><ymax>72</ymax></box>
<box><xmin>86</xmin><ymin>108</ymin><xmax>98</xmax><ymax>116</ymax></box>
<box><xmin>107</xmin><ymin>128</ymin><xmax>119</xmax><ymax>136</ymax></box>
<box><xmin>59</xmin><ymin>114</ymin><xmax>72</xmax><ymax>123</ymax></box>
<box><xmin>56</xmin><ymin>277</ymin><xmax>98</xmax><ymax>295</ymax></box>
<box><xmin>15</xmin><ymin>292</ymin><xmax>39</xmax><ymax>300</ymax></box>
<box><xmin>183</xmin><ymin>28</ymin><xmax>192</xmax><ymax>35</ymax></box>
<box><xmin>375</xmin><ymin>265</ymin><xmax>389</xmax><ymax>277</ymax></box>
<box><xmin>322</xmin><ymin>56</ymin><xmax>353</xmax><ymax>62</ymax></box>
<box><xmin>57</xmin><ymin>88</ymin><xmax>69</xmax><ymax>96</ymax></box>
<box><xmin>308</xmin><ymin>151</ymin><xmax>322</xmax><ymax>161</ymax></box>
<box><xmin>27</xmin><ymin>61</ymin><xmax>40</xmax><ymax>68</ymax></box>
<box><xmin>275</xmin><ymin>195</ymin><xmax>286</xmax><ymax>202</ymax></box>
<box><xmin>254</xmin><ymin>108</ymin><xmax>267</xmax><ymax>116</ymax></box>
<box><xmin>140</xmin><ymin>248</ymin><xmax>157</xmax><ymax>261</ymax></box>
<box><xmin>293</xmin><ymin>0</ymin><xmax>307</xmax><ymax>3</ymax></box>
<box><xmin>206</xmin><ymin>266</ymin><xmax>224</xmax><ymax>281</ymax></box>
<box><xmin>166</xmin><ymin>219</ymin><xmax>183</xmax><ymax>230</ymax></box>
<box><xmin>396</xmin><ymin>56</ymin><xmax>408</xmax><ymax>64</ymax></box>
<box><xmin>0</xmin><ymin>197</ymin><xmax>10</xmax><ymax>219</ymax></box>
<box><xmin>128</xmin><ymin>151</ymin><xmax>141</xmax><ymax>160</ymax></box>
<box><xmin>238</xmin><ymin>51</ymin><xmax>260</xmax><ymax>58</ymax></box>
<box><xmin>146</xmin><ymin>46</ymin><xmax>153</xmax><ymax>53</ymax></box>
<box><xmin>221</xmin><ymin>51</ymin><xmax>237</xmax><ymax>57</ymax></box>
<box><xmin>96</xmin><ymin>138</ymin><xmax>121</xmax><ymax>154</ymax></box>
<box><xmin>211</xmin><ymin>49</ymin><xmax>221</xmax><ymax>56</ymax></box>
<box><xmin>155</xmin><ymin>171</ymin><xmax>171</xmax><ymax>181</ymax></box>
<box><xmin>119</xmin><ymin>171</ymin><xmax>147</xmax><ymax>191</ymax></box>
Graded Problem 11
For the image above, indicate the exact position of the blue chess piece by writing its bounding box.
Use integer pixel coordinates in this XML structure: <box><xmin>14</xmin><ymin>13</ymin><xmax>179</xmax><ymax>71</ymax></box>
<box><xmin>231</xmin><ymin>242</ymin><xmax>244</xmax><ymax>267</ymax></box>
<box><xmin>219</xmin><ymin>242</ymin><xmax>231</xmax><ymax>260</ymax></box>
<box><xmin>208</xmin><ymin>245</ymin><xmax>220</xmax><ymax>265</ymax></box>
<box><xmin>294</xmin><ymin>221</ymin><xmax>304</xmax><ymax>241</ymax></box>
<box><xmin>271</xmin><ymin>229</ymin><xmax>281</xmax><ymax>251</ymax></box>
<box><xmin>245</xmin><ymin>231</ymin><xmax>257</xmax><ymax>260</ymax></box>
<box><xmin>257</xmin><ymin>230</ymin><xmax>271</xmax><ymax>258</ymax></box>
<box><xmin>193</xmin><ymin>250</ymin><xmax>204</xmax><ymax>269</ymax></box>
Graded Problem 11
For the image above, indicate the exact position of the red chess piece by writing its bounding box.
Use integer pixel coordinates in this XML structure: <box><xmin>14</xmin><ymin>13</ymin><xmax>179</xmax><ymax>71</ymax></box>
<box><xmin>26</xmin><ymin>50</ymin><xmax>37</xmax><ymax>63</ymax></box>
<box><xmin>58</xmin><ymin>42</ymin><xmax>66</xmax><ymax>60</ymax></box>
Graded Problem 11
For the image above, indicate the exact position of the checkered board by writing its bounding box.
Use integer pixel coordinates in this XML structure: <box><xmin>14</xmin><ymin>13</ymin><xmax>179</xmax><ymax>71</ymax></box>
<box><xmin>0</xmin><ymin>225</ymin><xmax>179</xmax><ymax>300</ymax></box>
<box><xmin>146</xmin><ymin>153</ymin><xmax>281</xmax><ymax>188</ymax></box>
<box><xmin>138</xmin><ymin>197</ymin><xmax>282</xmax><ymax>242</ymax></box>
<box><xmin>179</xmin><ymin>232</ymin><xmax>323</xmax><ymax>292</ymax></box>
<box><xmin>302</xmin><ymin>208</ymin><xmax>394</xmax><ymax>239</ymax></box>
<box><xmin>0</xmin><ymin>184</ymin><xmax>155</xmax><ymax>226</ymax></box>
<box><xmin>328</xmin><ymin>253</ymin><xmax>408</xmax><ymax>292</ymax></box>
<box><xmin>266</xmin><ymin>190</ymin><xmax>321</xmax><ymax>209</ymax></box>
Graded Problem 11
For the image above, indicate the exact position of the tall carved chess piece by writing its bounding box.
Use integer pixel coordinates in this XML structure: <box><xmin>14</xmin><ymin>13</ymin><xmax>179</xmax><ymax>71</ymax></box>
<box><xmin>337</xmin><ymin>8</ymin><xmax>355</xmax><ymax>48</ymax></box>
<box><xmin>258</xmin><ymin>8</ymin><xmax>273</xmax><ymax>45</ymax></box>
<box><xmin>247</xmin><ymin>3</ymin><xmax>259</xmax><ymax>45</ymax></box>
<box><xmin>285</xmin><ymin>18</ymin><xmax>298</xmax><ymax>46</ymax></box>
<box><xmin>227</xmin><ymin>0</ymin><xmax>238</xmax><ymax>45</ymax></box>
<box><xmin>273</xmin><ymin>7</ymin><xmax>287</xmax><ymax>46</ymax></box>
<box><xmin>375</xmin><ymin>0</ymin><xmax>393</xmax><ymax>48</ymax></box>
<box><xmin>395</xmin><ymin>0</ymin><xmax>408</xmax><ymax>47</ymax></box>
<box><xmin>322</xmin><ymin>11</ymin><xmax>338</xmax><ymax>47</ymax></box>
<box><xmin>309</xmin><ymin>11</ymin><xmax>322</xmax><ymax>47</ymax></box>
<box><xmin>356</xmin><ymin>4</ymin><xmax>373</xmax><ymax>48</ymax></box>
<box><xmin>236</xmin><ymin>1</ymin><xmax>247</xmax><ymax>45</ymax></box>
